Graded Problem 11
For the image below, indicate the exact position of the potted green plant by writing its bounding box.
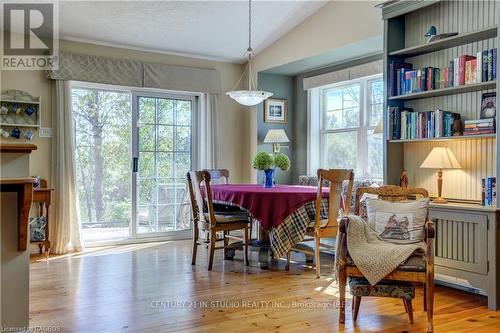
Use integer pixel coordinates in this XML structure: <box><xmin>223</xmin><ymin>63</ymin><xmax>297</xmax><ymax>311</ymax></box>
<box><xmin>253</xmin><ymin>152</ymin><xmax>290</xmax><ymax>188</ymax></box>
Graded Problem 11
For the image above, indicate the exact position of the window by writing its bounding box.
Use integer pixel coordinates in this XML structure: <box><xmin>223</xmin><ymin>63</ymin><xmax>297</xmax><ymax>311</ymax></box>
<box><xmin>72</xmin><ymin>82</ymin><xmax>198</xmax><ymax>244</ymax></box>
<box><xmin>311</xmin><ymin>74</ymin><xmax>383</xmax><ymax>179</ymax></box>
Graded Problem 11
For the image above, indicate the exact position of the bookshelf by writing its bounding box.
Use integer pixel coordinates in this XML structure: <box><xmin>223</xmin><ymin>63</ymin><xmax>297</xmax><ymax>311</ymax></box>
<box><xmin>388</xmin><ymin>80</ymin><xmax>496</xmax><ymax>100</ymax></box>
<box><xmin>388</xmin><ymin>133</ymin><xmax>495</xmax><ymax>143</ymax></box>
<box><xmin>381</xmin><ymin>0</ymin><xmax>499</xmax><ymax>202</ymax></box>
<box><xmin>389</xmin><ymin>25</ymin><xmax>497</xmax><ymax>57</ymax></box>
<box><xmin>380</xmin><ymin>0</ymin><xmax>500</xmax><ymax>310</ymax></box>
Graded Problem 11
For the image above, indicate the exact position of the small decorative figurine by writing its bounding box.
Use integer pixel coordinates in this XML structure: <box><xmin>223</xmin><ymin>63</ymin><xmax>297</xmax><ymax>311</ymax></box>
<box><xmin>425</xmin><ymin>26</ymin><xmax>437</xmax><ymax>39</ymax></box>
<box><xmin>425</xmin><ymin>25</ymin><xmax>458</xmax><ymax>43</ymax></box>
<box><xmin>400</xmin><ymin>169</ymin><xmax>409</xmax><ymax>188</ymax></box>
<box><xmin>453</xmin><ymin>114</ymin><xmax>463</xmax><ymax>136</ymax></box>
<box><xmin>0</xmin><ymin>105</ymin><xmax>8</xmax><ymax>115</ymax></box>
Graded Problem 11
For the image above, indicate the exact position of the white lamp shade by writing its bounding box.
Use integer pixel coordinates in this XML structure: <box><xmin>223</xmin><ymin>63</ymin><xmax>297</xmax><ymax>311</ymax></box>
<box><xmin>263</xmin><ymin>129</ymin><xmax>290</xmax><ymax>143</ymax></box>
<box><xmin>420</xmin><ymin>147</ymin><xmax>461</xmax><ymax>169</ymax></box>
<box><xmin>373</xmin><ymin>119</ymin><xmax>384</xmax><ymax>134</ymax></box>
<box><xmin>226</xmin><ymin>90</ymin><xmax>273</xmax><ymax>106</ymax></box>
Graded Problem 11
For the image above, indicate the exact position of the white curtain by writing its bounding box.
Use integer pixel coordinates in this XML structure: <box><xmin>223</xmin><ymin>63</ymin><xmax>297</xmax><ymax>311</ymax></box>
<box><xmin>51</xmin><ymin>80</ymin><xmax>83</xmax><ymax>254</ymax></box>
<box><xmin>197</xmin><ymin>93</ymin><xmax>218</xmax><ymax>169</ymax></box>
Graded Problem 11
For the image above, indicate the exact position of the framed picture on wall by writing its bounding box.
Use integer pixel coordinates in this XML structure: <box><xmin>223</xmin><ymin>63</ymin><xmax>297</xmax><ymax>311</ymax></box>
<box><xmin>264</xmin><ymin>98</ymin><xmax>287</xmax><ymax>124</ymax></box>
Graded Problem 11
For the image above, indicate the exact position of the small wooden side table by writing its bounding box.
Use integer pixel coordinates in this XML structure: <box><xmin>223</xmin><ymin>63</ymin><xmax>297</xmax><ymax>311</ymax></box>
<box><xmin>32</xmin><ymin>179</ymin><xmax>53</xmax><ymax>258</ymax></box>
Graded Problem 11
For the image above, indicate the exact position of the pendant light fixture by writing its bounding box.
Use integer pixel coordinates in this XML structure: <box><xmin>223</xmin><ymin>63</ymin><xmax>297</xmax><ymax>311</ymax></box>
<box><xmin>226</xmin><ymin>0</ymin><xmax>273</xmax><ymax>106</ymax></box>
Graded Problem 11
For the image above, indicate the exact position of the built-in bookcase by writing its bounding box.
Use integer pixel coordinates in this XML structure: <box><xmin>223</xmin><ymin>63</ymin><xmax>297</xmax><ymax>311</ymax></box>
<box><xmin>381</xmin><ymin>0</ymin><xmax>499</xmax><ymax>205</ymax></box>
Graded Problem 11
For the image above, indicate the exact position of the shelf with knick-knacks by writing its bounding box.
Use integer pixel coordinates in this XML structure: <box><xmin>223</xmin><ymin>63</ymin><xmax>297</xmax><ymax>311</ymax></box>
<box><xmin>0</xmin><ymin>89</ymin><xmax>41</xmax><ymax>140</ymax></box>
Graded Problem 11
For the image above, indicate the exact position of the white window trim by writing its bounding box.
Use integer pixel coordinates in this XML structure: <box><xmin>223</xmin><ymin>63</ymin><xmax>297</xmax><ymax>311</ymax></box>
<box><xmin>307</xmin><ymin>73</ymin><xmax>383</xmax><ymax>179</ymax></box>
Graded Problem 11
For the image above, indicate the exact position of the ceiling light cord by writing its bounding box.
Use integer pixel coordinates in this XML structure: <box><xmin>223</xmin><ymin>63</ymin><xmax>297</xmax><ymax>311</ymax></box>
<box><xmin>248</xmin><ymin>0</ymin><xmax>252</xmax><ymax>52</ymax></box>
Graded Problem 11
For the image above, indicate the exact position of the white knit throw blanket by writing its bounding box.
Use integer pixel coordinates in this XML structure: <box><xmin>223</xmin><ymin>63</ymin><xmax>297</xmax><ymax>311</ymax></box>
<box><xmin>334</xmin><ymin>215</ymin><xmax>425</xmax><ymax>285</ymax></box>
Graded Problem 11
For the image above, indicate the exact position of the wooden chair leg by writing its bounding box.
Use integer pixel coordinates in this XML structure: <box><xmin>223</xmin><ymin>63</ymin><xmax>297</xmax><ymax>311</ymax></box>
<box><xmin>191</xmin><ymin>223</ymin><xmax>199</xmax><ymax>266</ymax></box>
<box><xmin>223</xmin><ymin>230</ymin><xmax>229</xmax><ymax>258</ymax></box>
<box><xmin>423</xmin><ymin>283</ymin><xmax>427</xmax><ymax>311</ymax></box>
<box><xmin>208</xmin><ymin>229</ymin><xmax>216</xmax><ymax>271</ymax></box>
<box><xmin>404</xmin><ymin>299</ymin><xmax>414</xmax><ymax>324</ymax></box>
<box><xmin>403</xmin><ymin>298</ymin><xmax>408</xmax><ymax>313</ymax></box>
<box><xmin>339</xmin><ymin>264</ymin><xmax>347</xmax><ymax>324</ymax></box>
<box><xmin>353</xmin><ymin>296</ymin><xmax>361</xmax><ymax>321</ymax></box>
<box><xmin>243</xmin><ymin>226</ymin><xmax>249</xmax><ymax>266</ymax></box>
<box><xmin>426</xmin><ymin>279</ymin><xmax>434</xmax><ymax>332</ymax></box>
<box><xmin>285</xmin><ymin>251</ymin><xmax>291</xmax><ymax>271</ymax></box>
<box><xmin>314</xmin><ymin>234</ymin><xmax>321</xmax><ymax>278</ymax></box>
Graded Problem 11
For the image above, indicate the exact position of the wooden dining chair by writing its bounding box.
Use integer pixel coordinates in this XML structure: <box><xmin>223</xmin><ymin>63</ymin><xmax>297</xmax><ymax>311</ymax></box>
<box><xmin>337</xmin><ymin>185</ymin><xmax>435</xmax><ymax>332</ymax></box>
<box><xmin>204</xmin><ymin>169</ymin><xmax>230</xmax><ymax>184</ymax></box>
<box><xmin>187</xmin><ymin>170</ymin><xmax>250</xmax><ymax>271</ymax></box>
<box><xmin>287</xmin><ymin>169</ymin><xmax>354</xmax><ymax>278</ymax></box>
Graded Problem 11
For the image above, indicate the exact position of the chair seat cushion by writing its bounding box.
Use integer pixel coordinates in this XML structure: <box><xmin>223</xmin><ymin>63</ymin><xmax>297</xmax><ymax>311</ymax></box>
<box><xmin>348</xmin><ymin>277</ymin><xmax>415</xmax><ymax>300</ymax></box>
<box><xmin>203</xmin><ymin>211</ymin><xmax>249</xmax><ymax>223</ymax></box>
<box><xmin>346</xmin><ymin>252</ymin><xmax>426</xmax><ymax>272</ymax></box>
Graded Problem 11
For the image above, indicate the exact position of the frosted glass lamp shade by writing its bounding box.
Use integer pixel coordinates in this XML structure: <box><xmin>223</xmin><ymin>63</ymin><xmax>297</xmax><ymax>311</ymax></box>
<box><xmin>263</xmin><ymin>129</ymin><xmax>290</xmax><ymax>143</ymax></box>
<box><xmin>226</xmin><ymin>90</ymin><xmax>273</xmax><ymax>106</ymax></box>
<box><xmin>420</xmin><ymin>147</ymin><xmax>461</xmax><ymax>169</ymax></box>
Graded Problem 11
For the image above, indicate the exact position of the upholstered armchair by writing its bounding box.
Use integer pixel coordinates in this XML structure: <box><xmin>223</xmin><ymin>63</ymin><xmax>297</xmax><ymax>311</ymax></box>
<box><xmin>337</xmin><ymin>185</ymin><xmax>435</xmax><ymax>333</ymax></box>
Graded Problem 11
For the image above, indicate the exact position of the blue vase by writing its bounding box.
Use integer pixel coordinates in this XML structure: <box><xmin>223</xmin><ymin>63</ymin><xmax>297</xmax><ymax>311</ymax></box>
<box><xmin>263</xmin><ymin>168</ymin><xmax>275</xmax><ymax>188</ymax></box>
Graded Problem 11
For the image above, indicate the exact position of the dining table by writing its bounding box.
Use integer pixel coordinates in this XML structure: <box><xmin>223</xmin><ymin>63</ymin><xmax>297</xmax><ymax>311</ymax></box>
<box><xmin>209</xmin><ymin>184</ymin><xmax>332</xmax><ymax>268</ymax></box>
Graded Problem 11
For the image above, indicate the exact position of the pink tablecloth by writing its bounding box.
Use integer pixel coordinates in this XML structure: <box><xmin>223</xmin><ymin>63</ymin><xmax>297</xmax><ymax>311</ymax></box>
<box><xmin>209</xmin><ymin>184</ymin><xmax>329</xmax><ymax>230</ymax></box>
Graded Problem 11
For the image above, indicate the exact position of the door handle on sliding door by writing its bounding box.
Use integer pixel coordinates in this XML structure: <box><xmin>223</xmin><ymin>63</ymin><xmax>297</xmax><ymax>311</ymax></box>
<box><xmin>132</xmin><ymin>157</ymin><xmax>138</xmax><ymax>173</ymax></box>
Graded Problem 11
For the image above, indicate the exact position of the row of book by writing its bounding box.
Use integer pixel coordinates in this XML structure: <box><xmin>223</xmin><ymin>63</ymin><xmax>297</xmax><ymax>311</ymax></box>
<box><xmin>463</xmin><ymin>118</ymin><xmax>495</xmax><ymax>136</ymax></box>
<box><xmin>482</xmin><ymin>177</ymin><xmax>497</xmax><ymax>207</ymax></box>
<box><xmin>388</xmin><ymin>107</ymin><xmax>460</xmax><ymax>140</ymax></box>
<box><xmin>389</xmin><ymin>48</ymin><xmax>497</xmax><ymax>96</ymax></box>
<box><xmin>464</xmin><ymin>48</ymin><xmax>498</xmax><ymax>84</ymax></box>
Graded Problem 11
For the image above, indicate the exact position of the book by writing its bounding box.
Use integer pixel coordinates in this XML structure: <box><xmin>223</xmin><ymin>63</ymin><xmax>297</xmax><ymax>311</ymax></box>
<box><xmin>488</xmin><ymin>49</ymin><xmax>494</xmax><ymax>81</ymax></box>
<box><xmin>458</xmin><ymin>55</ymin><xmax>476</xmax><ymax>85</ymax></box>
<box><xmin>487</xmin><ymin>177</ymin><xmax>496</xmax><ymax>207</ymax></box>
<box><xmin>477</xmin><ymin>51</ymin><xmax>483</xmax><ymax>82</ymax></box>
<box><xmin>482</xmin><ymin>178</ymin><xmax>486</xmax><ymax>206</ymax></box>
<box><xmin>453</xmin><ymin>58</ymin><xmax>460</xmax><ymax>87</ymax></box>
<box><xmin>483</xmin><ymin>50</ymin><xmax>489</xmax><ymax>81</ymax></box>
<box><xmin>465</xmin><ymin>59</ymin><xmax>477</xmax><ymax>84</ymax></box>
<box><xmin>493</xmin><ymin>48</ymin><xmax>497</xmax><ymax>80</ymax></box>
<box><xmin>480</xmin><ymin>92</ymin><xmax>496</xmax><ymax>119</ymax></box>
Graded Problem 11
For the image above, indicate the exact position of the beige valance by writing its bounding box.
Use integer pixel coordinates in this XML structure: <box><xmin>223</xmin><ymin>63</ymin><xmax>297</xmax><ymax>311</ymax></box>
<box><xmin>303</xmin><ymin>60</ymin><xmax>383</xmax><ymax>90</ymax></box>
<box><xmin>48</xmin><ymin>51</ymin><xmax>221</xmax><ymax>94</ymax></box>
<box><xmin>143</xmin><ymin>63</ymin><xmax>220</xmax><ymax>94</ymax></box>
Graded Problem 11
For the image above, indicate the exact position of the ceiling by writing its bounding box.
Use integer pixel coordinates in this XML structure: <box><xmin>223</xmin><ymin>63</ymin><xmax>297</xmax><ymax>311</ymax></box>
<box><xmin>57</xmin><ymin>1</ymin><xmax>327</xmax><ymax>63</ymax></box>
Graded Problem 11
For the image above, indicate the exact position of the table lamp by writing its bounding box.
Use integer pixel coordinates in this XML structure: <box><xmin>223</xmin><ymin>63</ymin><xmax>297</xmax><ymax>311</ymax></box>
<box><xmin>264</xmin><ymin>129</ymin><xmax>290</xmax><ymax>153</ymax></box>
<box><xmin>420</xmin><ymin>147</ymin><xmax>461</xmax><ymax>203</ymax></box>
<box><xmin>373</xmin><ymin>119</ymin><xmax>384</xmax><ymax>134</ymax></box>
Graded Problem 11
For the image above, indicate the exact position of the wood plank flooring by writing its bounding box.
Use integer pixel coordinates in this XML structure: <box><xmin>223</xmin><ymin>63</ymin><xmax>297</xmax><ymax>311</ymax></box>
<box><xmin>29</xmin><ymin>240</ymin><xmax>499</xmax><ymax>332</ymax></box>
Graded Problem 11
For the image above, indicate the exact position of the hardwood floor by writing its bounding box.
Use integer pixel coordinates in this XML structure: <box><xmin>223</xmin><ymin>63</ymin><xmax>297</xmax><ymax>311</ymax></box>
<box><xmin>29</xmin><ymin>240</ymin><xmax>499</xmax><ymax>332</ymax></box>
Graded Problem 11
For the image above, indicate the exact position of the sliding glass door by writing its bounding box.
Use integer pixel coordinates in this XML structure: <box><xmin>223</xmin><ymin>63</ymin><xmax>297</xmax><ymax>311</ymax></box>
<box><xmin>132</xmin><ymin>93</ymin><xmax>194</xmax><ymax>238</ymax></box>
<box><xmin>72</xmin><ymin>83</ymin><xmax>195</xmax><ymax>244</ymax></box>
<box><xmin>72</xmin><ymin>85</ymin><xmax>132</xmax><ymax>243</ymax></box>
